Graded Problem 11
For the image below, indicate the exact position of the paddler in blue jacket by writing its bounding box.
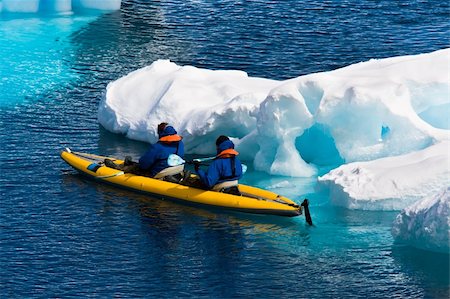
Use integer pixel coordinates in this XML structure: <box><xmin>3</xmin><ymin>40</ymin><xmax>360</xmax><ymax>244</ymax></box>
<box><xmin>138</xmin><ymin>122</ymin><xmax>184</xmax><ymax>177</ymax></box>
<box><xmin>194</xmin><ymin>135</ymin><xmax>243</xmax><ymax>195</ymax></box>
<box><xmin>105</xmin><ymin>122</ymin><xmax>184</xmax><ymax>178</ymax></box>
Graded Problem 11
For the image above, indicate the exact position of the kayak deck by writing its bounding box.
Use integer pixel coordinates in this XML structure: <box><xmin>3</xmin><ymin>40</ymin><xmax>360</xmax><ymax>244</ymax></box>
<box><xmin>60</xmin><ymin>148</ymin><xmax>310</xmax><ymax>220</ymax></box>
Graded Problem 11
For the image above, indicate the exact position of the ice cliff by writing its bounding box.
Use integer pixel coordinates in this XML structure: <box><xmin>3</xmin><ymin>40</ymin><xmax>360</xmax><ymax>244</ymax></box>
<box><xmin>392</xmin><ymin>188</ymin><xmax>449</xmax><ymax>253</ymax></box>
<box><xmin>99</xmin><ymin>49</ymin><xmax>449</xmax><ymax>179</ymax></box>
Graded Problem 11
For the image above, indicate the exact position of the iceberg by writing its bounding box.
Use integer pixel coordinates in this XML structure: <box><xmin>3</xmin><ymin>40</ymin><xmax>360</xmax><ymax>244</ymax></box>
<box><xmin>1</xmin><ymin>0</ymin><xmax>39</xmax><ymax>13</ymax></box>
<box><xmin>392</xmin><ymin>188</ymin><xmax>450</xmax><ymax>253</ymax></box>
<box><xmin>99</xmin><ymin>49</ymin><xmax>449</xmax><ymax>178</ymax></box>
<box><xmin>317</xmin><ymin>141</ymin><xmax>450</xmax><ymax>210</ymax></box>
<box><xmin>0</xmin><ymin>0</ymin><xmax>121</xmax><ymax>14</ymax></box>
<box><xmin>98</xmin><ymin>60</ymin><xmax>291</xmax><ymax>172</ymax></box>
<box><xmin>72</xmin><ymin>0</ymin><xmax>122</xmax><ymax>11</ymax></box>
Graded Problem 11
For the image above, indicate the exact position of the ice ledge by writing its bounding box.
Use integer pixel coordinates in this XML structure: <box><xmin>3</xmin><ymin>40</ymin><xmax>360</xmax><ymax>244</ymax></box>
<box><xmin>317</xmin><ymin>141</ymin><xmax>450</xmax><ymax>210</ymax></box>
<box><xmin>392</xmin><ymin>187</ymin><xmax>450</xmax><ymax>253</ymax></box>
<box><xmin>99</xmin><ymin>50</ymin><xmax>449</xmax><ymax>178</ymax></box>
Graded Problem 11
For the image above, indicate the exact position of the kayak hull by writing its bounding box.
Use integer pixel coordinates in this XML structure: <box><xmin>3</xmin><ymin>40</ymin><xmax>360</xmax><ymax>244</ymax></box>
<box><xmin>60</xmin><ymin>149</ymin><xmax>303</xmax><ymax>217</ymax></box>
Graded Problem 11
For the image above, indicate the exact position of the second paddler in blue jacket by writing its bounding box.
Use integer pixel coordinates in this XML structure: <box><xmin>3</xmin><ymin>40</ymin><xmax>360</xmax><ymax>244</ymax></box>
<box><xmin>194</xmin><ymin>135</ymin><xmax>243</xmax><ymax>192</ymax></box>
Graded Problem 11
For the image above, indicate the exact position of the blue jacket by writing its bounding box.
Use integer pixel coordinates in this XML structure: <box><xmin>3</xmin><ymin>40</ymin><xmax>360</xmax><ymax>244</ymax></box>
<box><xmin>196</xmin><ymin>139</ymin><xmax>243</xmax><ymax>188</ymax></box>
<box><xmin>138</xmin><ymin>126</ymin><xmax>184</xmax><ymax>177</ymax></box>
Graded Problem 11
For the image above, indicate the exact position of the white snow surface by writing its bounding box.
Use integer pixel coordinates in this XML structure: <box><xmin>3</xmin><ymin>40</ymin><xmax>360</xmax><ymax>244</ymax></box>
<box><xmin>0</xmin><ymin>0</ymin><xmax>121</xmax><ymax>13</ymax></box>
<box><xmin>317</xmin><ymin>141</ymin><xmax>450</xmax><ymax>210</ymax></box>
<box><xmin>99</xmin><ymin>49</ymin><xmax>450</xmax><ymax>180</ymax></box>
<box><xmin>392</xmin><ymin>187</ymin><xmax>450</xmax><ymax>253</ymax></box>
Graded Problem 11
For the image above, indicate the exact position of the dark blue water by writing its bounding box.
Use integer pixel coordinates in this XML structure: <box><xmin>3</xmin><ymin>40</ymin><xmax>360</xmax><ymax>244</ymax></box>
<box><xmin>1</xmin><ymin>0</ymin><xmax>449</xmax><ymax>297</ymax></box>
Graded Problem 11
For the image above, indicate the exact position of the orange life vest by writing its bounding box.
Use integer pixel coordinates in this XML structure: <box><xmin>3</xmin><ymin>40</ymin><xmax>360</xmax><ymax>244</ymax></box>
<box><xmin>159</xmin><ymin>134</ymin><xmax>182</xmax><ymax>142</ymax></box>
<box><xmin>216</xmin><ymin>148</ymin><xmax>239</xmax><ymax>159</ymax></box>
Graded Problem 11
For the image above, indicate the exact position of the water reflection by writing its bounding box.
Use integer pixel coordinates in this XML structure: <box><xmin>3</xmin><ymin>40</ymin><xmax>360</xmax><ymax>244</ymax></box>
<box><xmin>391</xmin><ymin>245</ymin><xmax>450</xmax><ymax>298</ymax></box>
<box><xmin>60</xmin><ymin>170</ymin><xmax>316</xmax><ymax>297</ymax></box>
<box><xmin>97</xmin><ymin>126</ymin><xmax>148</xmax><ymax>158</ymax></box>
<box><xmin>61</xmin><ymin>170</ymin><xmax>311</xmax><ymax>246</ymax></box>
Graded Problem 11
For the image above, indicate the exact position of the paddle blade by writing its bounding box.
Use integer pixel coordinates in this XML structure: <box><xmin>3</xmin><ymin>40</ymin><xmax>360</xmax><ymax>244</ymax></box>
<box><xmin>242</xmin><ymin>164</ymin><xmax>247</xmax><ymax>174</ymax></box>
<box><xmin>193</xmin><ymin>156</ymin><xmax>216</xmax><ymax>163</ymax></box>
<box><xmin>168</xmin><ymin>154</ymin><xmax>185</xmax><ymax>166</ymax></box>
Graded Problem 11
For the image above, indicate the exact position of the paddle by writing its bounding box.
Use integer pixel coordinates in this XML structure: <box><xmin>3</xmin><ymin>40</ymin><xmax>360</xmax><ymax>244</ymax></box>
<box><xmin>168</xmin><ymin>154</ymin><xmax>248</xmax><ymax>174</ymax></box>
<box><xmin>301</xmin><ymin>199</ymin><xmax>313</xmax><ymax>226</ymax></box>
<box><xmin>193</xmin><ymin>156</ymin><xmax>216</xmax><ymax>163</ymax></box>
<box><xmin>168</xmin><ymin>154</ymin><xmax>202</xmax><ymax>166</ymax></box>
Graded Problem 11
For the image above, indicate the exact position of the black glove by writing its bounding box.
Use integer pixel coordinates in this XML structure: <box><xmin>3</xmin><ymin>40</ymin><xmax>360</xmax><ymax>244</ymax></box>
<box><xmin>124</xmin><ymin>156</ymin><xmax>134</xmax><ymax>166</ymax></box>
<box><xmin>194</xmin><ymin>161</ymin><xmax>200</xmax><ymax>172</ymax></box>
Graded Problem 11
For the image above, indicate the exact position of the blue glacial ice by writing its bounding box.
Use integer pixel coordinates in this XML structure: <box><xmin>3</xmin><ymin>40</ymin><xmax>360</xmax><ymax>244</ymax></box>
<box><xmin>99</xmin><ymin>49</ymin><xmax>449</xmax><ymax>177</ymax></box>
<box><xmin>318</xmin><ymin>141</ymin><xmax>450</xmax><ymax>210</ymax></box>
<box><xmin>392</xmin><ymin>187</ymin><xmax>450</xmax><ymax>253</ymax></box>
<box><xmin>0</xmin><ymin>0</ymin><xmax>122</xmax><ymax>14</ymax></box>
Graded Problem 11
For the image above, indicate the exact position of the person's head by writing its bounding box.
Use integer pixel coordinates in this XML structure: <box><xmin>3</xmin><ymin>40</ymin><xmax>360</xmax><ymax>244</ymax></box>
<box><xmin>215</xmin><ymin>135</ymin><xmax>234</xmax><ymax>154</ymax></box>
<box><xmin>215</xmin><ymin>135</ymin><xmax>229</xmax><ymax>147</ymax></box>
<box><xmin>157</xmin><ymin>122</ymin><xmax>168</xmax><ymax>135</ymax></box>
<box><xmin>157</xmin><ymin>122</ymin><xmax>178</xmax><ymax>139</ymax></box>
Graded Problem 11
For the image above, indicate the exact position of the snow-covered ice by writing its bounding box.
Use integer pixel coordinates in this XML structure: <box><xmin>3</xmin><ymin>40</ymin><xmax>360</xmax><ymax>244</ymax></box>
<box><xmin>0</xmin><ymin>0</ymin><xmax>122</xmax><ymax>13</ymax></box>
<box><xmin>98</xmin><ymin>61</ymin><xmax>290</xmax><ymax>172</ymax></box>
<box><xmin>99</xmin><ymin>48</ymin><xmax>449</xmax><ymax>179</ymax></box>
<box><xmin>317</xmin><ymin>141</ymin><xmax>450</xmax><ymax>210</ymax></box>
<box><xmin>72</xmin><ymin>0</ymin><xmax>121</xmax><ymax>11</ymax></box>
<box><xmin>392</xmin><ymin>187</ymin><xmax>450</xmax><ymax>253</ymax></box>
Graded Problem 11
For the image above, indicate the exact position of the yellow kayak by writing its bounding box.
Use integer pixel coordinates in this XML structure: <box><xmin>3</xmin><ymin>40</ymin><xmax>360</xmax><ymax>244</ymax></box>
<box><xmin>60</xmin><ymin>148</ymin><xmax>312</xmax><ymax>221</ymax></box>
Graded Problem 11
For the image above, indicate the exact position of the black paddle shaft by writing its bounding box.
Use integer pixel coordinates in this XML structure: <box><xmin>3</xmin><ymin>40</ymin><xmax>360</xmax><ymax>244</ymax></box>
<box><xmin>301</xmin><ymin>199</ymin><xmax>313</xmax><ymax>226</ymax></box>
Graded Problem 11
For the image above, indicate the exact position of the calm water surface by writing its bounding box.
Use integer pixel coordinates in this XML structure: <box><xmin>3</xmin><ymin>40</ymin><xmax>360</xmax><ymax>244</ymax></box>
<box><xmin>1</xmin><ymin>0</ymin><xmax>449</xmax><ymax>298</ymax></box>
